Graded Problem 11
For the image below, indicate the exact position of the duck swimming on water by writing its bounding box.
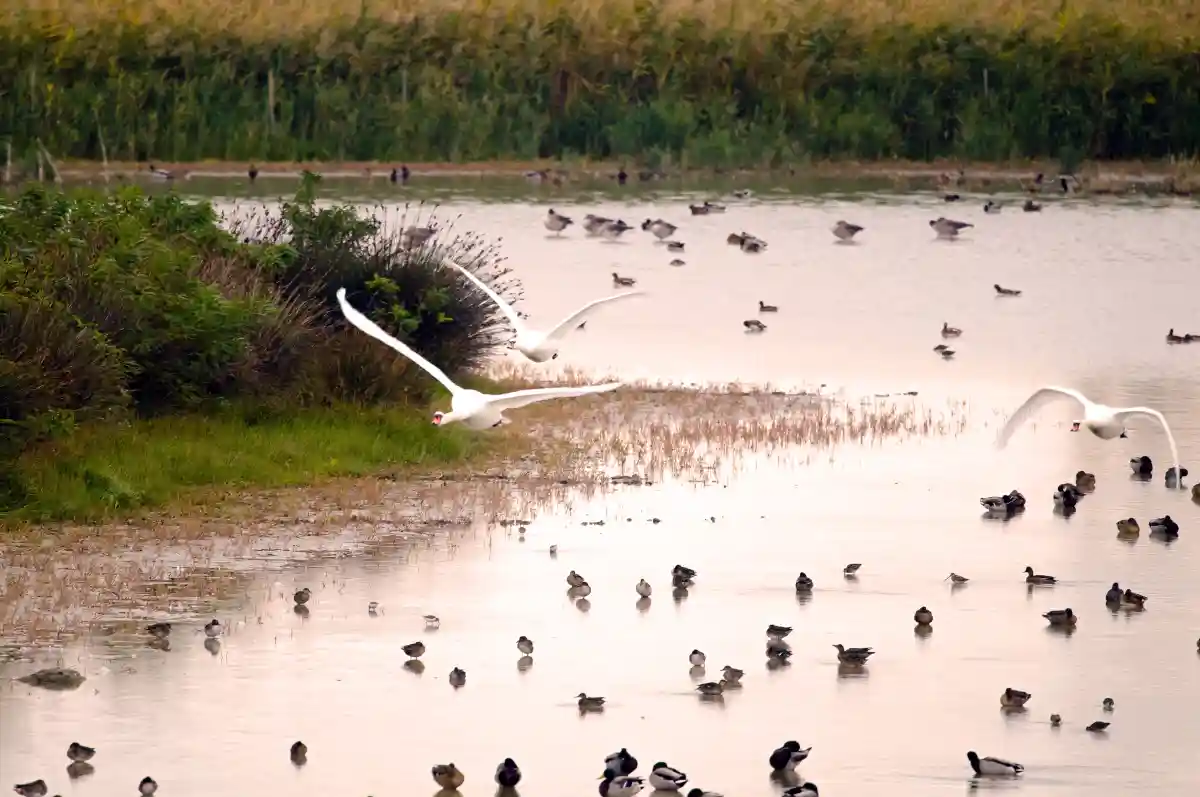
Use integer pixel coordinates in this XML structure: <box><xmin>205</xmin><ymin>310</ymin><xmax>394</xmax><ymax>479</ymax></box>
<box><xmin>768</xmin><ymin>740</ymin><xmax>812</xmax><ymax>771</ymax></box>
<box><xmin>599</xmin><ymin>770</ymin><xmax>645</xmax><ymax>797</ymax></box>
<box><xmin>1149</xmin><ymin>515</ymin><xmax>1179</xmax><ymax>538</ymax></box>
<box><xmin>1000</xmin><ymin>688</ymin><xmax>1032</xmax><ymax>708</ymax></box>
<box><xmin>1024</xmin><ymin>566</ymin><xmax>1057</xmax><ymax>585</ymax></box>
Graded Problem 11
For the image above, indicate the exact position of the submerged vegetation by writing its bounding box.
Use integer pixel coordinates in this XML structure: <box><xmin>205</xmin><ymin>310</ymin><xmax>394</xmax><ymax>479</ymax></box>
<box><xmin>2</xmin><ymin>1</ymin><xmax>1200</xmax><ymax>166</ymax></box>
<box><xmin>0</xmin><ymin>179</ymin><xmax>515</xmax><ymax>521</ymax></box>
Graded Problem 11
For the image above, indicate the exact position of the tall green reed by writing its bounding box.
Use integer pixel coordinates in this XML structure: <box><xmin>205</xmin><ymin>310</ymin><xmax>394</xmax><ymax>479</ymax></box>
<box><xmin>1</xmin><ymin>6</ymin><xmax>1198</xmax><ymax>163</ymax></box>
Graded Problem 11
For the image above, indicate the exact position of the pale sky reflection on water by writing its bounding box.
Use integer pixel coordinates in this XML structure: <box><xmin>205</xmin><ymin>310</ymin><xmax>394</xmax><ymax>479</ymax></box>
<box><xmin>3</xmin><ymin>191</ymin><xmax>1200</xmax><ymax>796</ymax></box>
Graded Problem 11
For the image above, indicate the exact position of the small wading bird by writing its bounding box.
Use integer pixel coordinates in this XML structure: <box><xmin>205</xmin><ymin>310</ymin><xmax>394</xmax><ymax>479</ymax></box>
<box><xmin>996</xmin><ymin>386</ymin><xmax>1181</xmax><ymax>485</ymax></box>
<box><xmin>338</xmin><ymin>289</ymin><xmax>621</xmax><ymax>429</ymax></box>
<box><xmin>832</xmin><ymin>220</ymin><xmax>863</xmax><ymax>241</ymax></box>
<box><xmin>994</xmin><ymin>284</ymin><xmax>1022</xmax><ymax>296</ymax></box>
<box><xmin>544</xmin><ymin>208</ymin><xmax>574</xmax><ymax>234</ymax></box>
<box><xmin>444</xmin><ymin>259</ymin><xmax>643</xmax><ymax>362</ymax></box>
<box><xmin>930</xmin><ymin>217</ymin><xmax>971</xmax><ymax>238</ymax></box>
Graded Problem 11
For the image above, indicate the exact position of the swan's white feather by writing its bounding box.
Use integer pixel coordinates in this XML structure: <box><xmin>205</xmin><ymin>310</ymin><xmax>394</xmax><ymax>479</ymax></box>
<box><xmin>996</xmin><ymin>386</ymin><xmax>1089</xmax><ymax>448</ymax></box>
<box><xmin>336</xmin><ymin>288</ymin><xmax>461</xmax><ymax>396</ymax></box>
<box><xmin>445</xmin><ymin>261</ymin><xmax>526</xmax><ymax>335</ymax></box>
<box><xmin>487</xmin><ymin>383</ymin><xmax>622</xmax><ymax>414</ymax></box>
<box><xmin>543</xmin><ymin>292</ymin><xmax>644</xmax><ymax>342</ymax></box>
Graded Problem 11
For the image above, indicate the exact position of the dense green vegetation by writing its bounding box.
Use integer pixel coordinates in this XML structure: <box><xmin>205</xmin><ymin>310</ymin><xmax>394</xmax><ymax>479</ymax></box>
<box><xmin>0</xmin><ymin>179</ymin><xmax>515</xmax><ymax>522</ymax></box>
<box><xmin>2</xmin><ymin>0</ymin><xmax>1198</xmax><ymax>167</ymax></box>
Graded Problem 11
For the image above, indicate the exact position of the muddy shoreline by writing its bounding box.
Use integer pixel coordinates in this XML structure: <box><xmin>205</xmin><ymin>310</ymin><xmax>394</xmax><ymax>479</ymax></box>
<box><xmin>32</xmin><ymin>158</ymin><xmax>1200</xmax><ymax>193</ymax></box>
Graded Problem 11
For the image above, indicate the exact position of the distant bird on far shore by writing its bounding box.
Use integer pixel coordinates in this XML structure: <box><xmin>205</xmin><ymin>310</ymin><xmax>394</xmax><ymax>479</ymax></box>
<box><xmin>148</xmin><ymin>164</ymin><xmax>175</xmax><ymax>181</ymax></box>
<box><xmin>544</xmin><ymin>208</ymin><xmax>574</xmax><ymax>234</ymax></box>
<box><xmin>833</xmin><ymin>220</ymin><xmax>863</xmax><ymax>241</ymax></box>
<box><xmin>994</xmin><ymin>284</ymin><xmax>1022</xmax><ymax>296</ymax></box>
<box><xmin>930</xmin><ymin>217</ymin><xmax>971</xmax><ymax>239</ymax></box>
<box><xmin>248</xmin><ymin>164</ymin><xmax>258</xmax><ymax>182</ymax></box>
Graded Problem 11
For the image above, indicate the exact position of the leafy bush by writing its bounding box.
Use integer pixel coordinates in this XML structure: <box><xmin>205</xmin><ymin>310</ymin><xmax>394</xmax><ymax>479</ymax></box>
<box><xmin>0</xmin><ymin>181</ymin><xmax>515</xmax><ymax>469</ymax></box>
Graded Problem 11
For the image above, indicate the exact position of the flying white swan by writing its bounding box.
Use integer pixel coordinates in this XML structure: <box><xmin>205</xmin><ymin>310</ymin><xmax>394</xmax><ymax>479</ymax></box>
<box><xmin>336</xmin><ymin>288</ymin><xmax>622</xmax><ymax>429</ymax></box>
<box><xmin>997</xmin><ymin>386</ymin><xmax>1180</xmax><ymax>485</ymax></box>
<box><xmin>444</xmin><ymin>260</ymin><xmax>643</xmax><ymax>362</ymax></box>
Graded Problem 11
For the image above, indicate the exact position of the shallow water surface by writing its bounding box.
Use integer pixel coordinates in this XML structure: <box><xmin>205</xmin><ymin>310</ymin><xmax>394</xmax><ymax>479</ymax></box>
<box><xmin>3</xmin><ymin>189</ymin><xmax>1200</xmax><ymax>796</ymax></box>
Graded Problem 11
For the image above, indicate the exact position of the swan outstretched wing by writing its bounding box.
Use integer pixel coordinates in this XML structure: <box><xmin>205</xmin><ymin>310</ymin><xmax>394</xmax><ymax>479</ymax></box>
<box><xmin>1114</xmin><ymin>406</ymin><xmax>1181</xmax><ymax>482</ymax></box>
<box><xmin>996</xmin><ymin>386</ymin><xmax>1091</xmax><ymax>448</ymax></box>
<box><xmin>336</xmin><ymin>288</ymin><xmax>462</xmax><ymax>396</ymax></box>
<box><xmin>444</xmin><ymin>261</ymin><xmax>524</xmax><ymax>334</ymax></box>
<box><xmin>488</xmin><ymin>383</ymin><xmax>622</xmax><ymax>413</ymax></box>
<box><xmin>544</xmin><ymin>292</ymin><xmax>644</xmax><ymax>341</ymax></box>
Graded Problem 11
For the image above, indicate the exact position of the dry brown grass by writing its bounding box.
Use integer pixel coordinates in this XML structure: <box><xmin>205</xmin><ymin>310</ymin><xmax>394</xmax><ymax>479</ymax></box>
<box><xmin>7</xmin><ymin>0</ymin><xmax>1199</xmax><ymax>41</ymax></box>
<box><xmin>0</xmin><ymin>382</ymin><xmax>968</xmax><ymax>649</ymax></box>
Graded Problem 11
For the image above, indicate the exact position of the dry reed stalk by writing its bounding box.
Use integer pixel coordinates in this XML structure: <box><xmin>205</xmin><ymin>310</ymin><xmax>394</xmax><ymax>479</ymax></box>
<box><xmin>6</xmin><ymin>0</ymin><xmax>1196</xmax><ymax>41</ymax></box>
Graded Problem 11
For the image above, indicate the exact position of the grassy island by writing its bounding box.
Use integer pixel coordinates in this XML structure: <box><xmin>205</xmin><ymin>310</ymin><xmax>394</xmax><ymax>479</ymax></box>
<box><xmin>0</xmin><ymin>179</ymin><xmax>517</xmax><ymax>524</ymax></box>
<box><xmin>1</xmin><ymin>0</ymin><xmax>1199</xmax><ymax>167</ymax></box>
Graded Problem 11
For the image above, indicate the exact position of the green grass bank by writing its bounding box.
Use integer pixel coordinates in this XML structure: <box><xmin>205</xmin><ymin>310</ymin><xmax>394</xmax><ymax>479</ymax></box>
<box><xmin>0</xmin><ymin>179</ymin><xmax>519</xmax><ymax>525</ymax></box>
<box><xmin>2</xmin><ymin>1</ymin><xmax>1199</xmax><ymax>169</ymax></box>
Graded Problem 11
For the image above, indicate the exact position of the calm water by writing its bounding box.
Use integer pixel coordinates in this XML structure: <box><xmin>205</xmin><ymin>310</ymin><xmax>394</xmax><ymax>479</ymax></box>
<box><xmin>3</xmin><ymin>187</ymin><xmax>1200</xmax><ymax>796</ymax></box>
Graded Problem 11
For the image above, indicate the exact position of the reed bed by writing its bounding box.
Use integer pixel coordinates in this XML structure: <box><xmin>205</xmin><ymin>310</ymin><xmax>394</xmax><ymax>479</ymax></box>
<box><xmin>2</xmin><ymin>0</ymin><xmax>1198</xmax><ymax>167</ymax></box>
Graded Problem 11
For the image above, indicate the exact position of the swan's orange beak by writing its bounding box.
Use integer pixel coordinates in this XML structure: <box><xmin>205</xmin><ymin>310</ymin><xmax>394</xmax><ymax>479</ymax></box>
<box><xmin>1070</xmin><ymin>422</ymin><xmax>1080</xmax><ymax>432</ymax></box>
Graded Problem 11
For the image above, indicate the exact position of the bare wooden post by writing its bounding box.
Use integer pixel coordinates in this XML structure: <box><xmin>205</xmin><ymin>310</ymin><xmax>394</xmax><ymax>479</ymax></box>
<box><xmin>3</xmin><ymin>141</ymin><xmax>11</xmax><ymax>185</ymax></box>
<box><xmin>983</xmin><ymin>68</ymin><xmax>990</xmax><ymax>99</ymax></box>
<box><xmin>36</xmin><ymin>149</ymin><xmax>44</xmax><ymax>182</ymax></box>
<box><xmin>402</xmin><ymin>68</ymin><xmax>409</xmax><ymax>107</ymax></box>
<box><xmin>267</xmin><ymin>68</ymin><xmax>276</xmax><ymax>132</ymax></box>
<box><xmin>36</xmin><ymin>138</ymin><xmax>62</xmax><ymax>184</ymax></box>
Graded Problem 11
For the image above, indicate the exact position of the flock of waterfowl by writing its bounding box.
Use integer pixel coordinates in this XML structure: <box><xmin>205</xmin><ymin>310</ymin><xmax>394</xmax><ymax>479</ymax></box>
<box><xmin>12</xmin><ymin>186</ymin><xmax>1200</xmax><ymax>797</ymax></box>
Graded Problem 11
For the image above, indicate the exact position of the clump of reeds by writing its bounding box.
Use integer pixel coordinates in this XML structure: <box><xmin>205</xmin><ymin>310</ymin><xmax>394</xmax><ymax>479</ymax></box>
<box><xmin>1</xmin><ymin>0</ymin><xmax>1197</xmax><ymax>166</ymax></box>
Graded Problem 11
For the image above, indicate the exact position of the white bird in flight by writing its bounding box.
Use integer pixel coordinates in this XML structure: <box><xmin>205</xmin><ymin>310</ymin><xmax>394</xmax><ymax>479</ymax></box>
<box><xmin>997</xmin><ymin>386</ymin><xmax>1181</xmax><ymax>485</ymax></box>
<box><xmin>336</xmin><ymin>289</ymin><xmax>622</xmax><ymax>429</ymax></box>
<box><xmin>444</xmin><ymin>260</ymin><xmax>642</xmax><ymax>363</ymax></box>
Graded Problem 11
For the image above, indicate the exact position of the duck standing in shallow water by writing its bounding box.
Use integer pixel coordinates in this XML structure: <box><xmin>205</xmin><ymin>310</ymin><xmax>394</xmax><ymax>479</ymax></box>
<box><xmin>1000</xmin><ymin>688</ymin><xmax>1032</xmax><ymax>708</ymax></box>
<box><xmin>966</xmin><ymin>751</ymin><xmax>1024</xmax><ymax>776</ymax></box>
<box><xmin>1105</xmin><ymin>583</ymin><xmax>1123</xmax><ymax>603</ymax></box>
<box><xmin>941</xmin><ymin>322</ymin><xmax>962</xmax><ymax>337</ymax></box>
<box><xmin>139</xmin><ymin>776</ymin><xmax>158</xmax><ymax>795</ymax></box>
<box><xmin>289</xmin><ymin>741</ymin><xmax>307</xmax><ymax>765</ymax></box>
<box><xmin>13</xmin><ymin>780</ymin><xmax>48</xmax><ymax>797</ymax></box>
<box><xmin>432</xmin><ymin>763</ymin><xmax>465</xmax><ymax>789</ymax></box>
<box><xmin>449</xmin><ymin>667</ymin><xmax>466</xmax><ymax>687</ymax></box>
<box><xmin>782</xmin><ymin>785</ymin><xmax>819</xmax><ymax>797</ymax></box>
<box><xmin>721</xmin><ymin>665</ymin><xmax>744</xmax><ymax>683</ymax></box>
<box><xmin>1166</xmin><ymin>466</ymin><xmax>1189</xmax><ymax>487</ymax></box>
<box><xmin>1116</xmin><ymin>518</ymin><xmax>1140</xmax><ymax>536</ymax></box>
<box><xmin>1149</xmin><ymin>515</ymin><xmax>1179</xmax><ymax>538</ymax></box>
<box><xmin>1122</xmin><ymin>589</ymin><xmax>1147</xmax><ymax>608</ymax></box>
<box><xmin>495</xmin><ymin>758</ymin><xmax>521</xmax><ymax>788</ymax></box>
<box><xmin>769</xmin><ymin>741</ymin><xmax>812</xmax><ymax>772</ymax></box>
<box><xmin>403</xmin><ymin>641</ymin><xmax>426</xmax><ymax>659</ymax></box>
<box><xmin>1103</xmin><ymin>697</ymin><xmax>1115</xmax><ymax>710</ymax></box>
<box><xmin>1075</xmin><ymin>470</ymin><xmax>1096</xmax><ymax>491</ymax></box>
<box><xmin>293</xmin><ymin>587</ymin><xmax>311</xmax><ymax>605</ymax></box>
<box><xmin>604</xmin><ymin>748</ymin><xmax>639</xmax><ymax>776</ymax></box>
<box><xmin>913</xmin><ymin>606</ymin><xmax>933</xmax><ymax>625</ymax></box>
<box><xmin>794</xmin><ymin>573</ymin><xmax>814</xmax><ymax>592</ymax></box>
<box><xmin>1053</xmin><ymin>483</ymin><xmax>1083</xmax><ymax>508</ymax></box>
<box><xmin>635</xmin><ymin>579</ymin><xmax>652</xmax><ymax>597</ymax></box>
<box><xmin>648</xmin><ymin>763</ymin><xmax>688</xmax><ymax>790</ymax></box>
<box><xmin>567</xmin><ymin>570</ymin><xmax>586</xmax><ymax>588</ymax></box>
<box><xmin>67</xmin><ymin>741</ymin><xmax>95</xmax><ymax>763</ymax></box>
<box><xmin>544</xmin><ymin>209</ymin><xmax>574</xmax><ymax>235</ymax></box>
<box><xmin>1131</xmin><ymin>455</ymin><xmax>1153</xmax><ymax>476</ymax></box>
<box><xmin>672</xmin><ymin>564</ymin><xmax>697</xmax><ymax>585</ymax></box>
<box><xmin>517</xmin><ymin>635</ymin><xmax>534</xmax><ymax>655</ymax></box>
<box><xmin>832</xmin><ymin>220</ymin><xmax>863</xmax><ymax>241</ymax></box>
<box><xmin>833</xmin><ymin>644</ymin><xmax>874</xmax><ymax>664</ymax></box>
<box><xmin>599</xmin><ymin>770</ymin><xmax>645</xmax><ymax>797</ymax></box>
<box><xmin>1043</xmin><ymin>608</ymin><xmax>1077</xmax><ymax>626</ymax></box>
<box><xmin>1024</xmin><ymin>566</ymin><xmax>1057</xmax><ymax>585</ymax></box>
<box><xmin>980</xmin><ymin>490</ymin><xmax>1025</xmax><ymax>513</ymax></box>
<box><xmin>203</xmin><ymin>619</ymin><xmax>222</xmax><ymax>638</ymax></box>
<box><xmin>689</xmin><ymin>649</ymin><xmax>706</xmax><ymax>667</ymax></box>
